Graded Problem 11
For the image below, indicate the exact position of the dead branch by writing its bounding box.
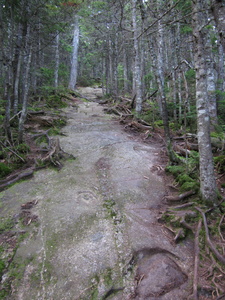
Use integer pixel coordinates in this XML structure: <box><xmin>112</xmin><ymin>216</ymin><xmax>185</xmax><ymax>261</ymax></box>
<box><xmin>27</xmin><ymin>115</ymin><xmax>58</xmax><ymax>127</ymax></box>
<box><xmin>193</xmin><ymin>219</ymin><xmax>202</xmax><ymax>300</ymax></box>
<box><xmin>27</xmin><ymin>111</ymin><xmax>45</xmax><ymax>116</ymax></box>
<box><xmin>195</xmin><ymin>207</ymin><xmax>225</xmax><ymax>265</ymax></box>
<box><xmin>9</xmin><ymin>110</ymin><xmax>22</xmax><ymax>121</ymax></box>
<box><xmin>174</xmin><ymin>228</ymin><xmax>185</xmax><ymax>241</ymax></box>
<box><xmin>0</xmin><ymin>141</ymin><xmax>25</xmax><ymax>162</ymax></box>
<box><xmin>173</xmin><ymin>143</ymin><xmax>191</xmax><ymax>156</ymax></box>
<box><xmin>165</xmin><ymin>190</ymin><xmax>196</xmax><ymax>202</ymax></box>
<box><xmin>0</xmin><ymin>168</ymin><xmax>34</xmax><ymax>191</ymax></box>
<box><xmin>125</xmin><ymin>121</ymin><xmax>152</xmax><ymax>131</ymax></box>
<box><xmin>186</xmin><ymin>141</ymin><xmax>199</xmax><ymax>151</ymax></box>
<box><xmin>138</xmin><ymin>118</ymin><xmax>151</xmax><ymax>127</ymax></box>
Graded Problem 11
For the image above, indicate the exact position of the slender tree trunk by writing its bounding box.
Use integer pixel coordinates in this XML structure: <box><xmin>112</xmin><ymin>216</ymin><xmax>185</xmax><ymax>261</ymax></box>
<box><xmin>211</xmin><ymin>0</ymin><xmax>225</xmax><ymax>53</ymax></box>
<box><xmin>123</xmin><ymin>45</ymin><xmax>129</xmax><ymax>94</ymax></box>
<box><xmin>13</xmin><ymin>51</ymin><xmax>22</xmax><ymax>114</ymax></box>
<box><xmin>172</xmin><ymin>69</ymin><xmax>177</xmax><ymax>122</ymax></box>
<box><xmin>192</xmin><ymin>0</ymin><xmax>218</xmax><ymax>204</ymax></box>
<box><xmin>156</xmin><ymin>1</ymin><xmax>175</xmax><ymax>162</ymax></box>
<box><xmin>112</xmin><ymin>29</ymin><xmax>118</xmax><ymax>98</ymax></box>
<box><xmin>205</xmin><ymin>28</ymin><xmax>218</xmax><ymax>129</ymax></box>
<box><xmin>216</xmin><ymin>42</ymin><xmax>225</xmax><ymax>110</ymax></box>
<box><xmin>178</xmin><ymin>72</ymin><xmax>182</xmax><ymax>124</ymax></box>
<box><xmin>68</xmin><ymin>16</ymin><xmax>79</xmax><ymax>91</ymax></box>
<box><xmin>18</xmin><ymin>47</ymin><xmax>32</xmax><ymax>143</ymax></box>
<box><xmin>132</xmin><ymin>0</ymin><xmax>142</xmax><ymax>115</ymax></box>
<box><xmin>54</xmin><ymin>32</ymin><xmax>60</xmax><ymax>89</ymax></box>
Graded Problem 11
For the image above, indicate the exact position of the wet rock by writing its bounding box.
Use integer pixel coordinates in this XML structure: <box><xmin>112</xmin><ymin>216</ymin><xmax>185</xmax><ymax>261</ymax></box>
<box><xmin>135</xmin><ymin>253</ymin><xmax>187</xmax><ymax>299</ymax></box>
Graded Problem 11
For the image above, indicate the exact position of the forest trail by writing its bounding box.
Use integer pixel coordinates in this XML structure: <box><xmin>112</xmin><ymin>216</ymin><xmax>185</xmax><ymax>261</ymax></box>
<box><xmin>1</xmin><ymin>87</ymin><xmax>193</xmax><ymax>299</ymax></box>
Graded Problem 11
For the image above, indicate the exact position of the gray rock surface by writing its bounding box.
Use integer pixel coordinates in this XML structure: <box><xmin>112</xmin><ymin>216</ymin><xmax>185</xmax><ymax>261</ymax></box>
<box><xmin>0</xmin><ymin>88</ymin><xmax>193</xmax><ymax>299</ymax></box>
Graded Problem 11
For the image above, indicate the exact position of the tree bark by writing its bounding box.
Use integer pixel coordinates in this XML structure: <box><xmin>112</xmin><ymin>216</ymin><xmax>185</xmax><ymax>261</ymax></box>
<box><xmin>156</xmin><ymin>0</ymin><xmax>175</xmax><ymax>162</ymax></box>
<box><xmin>192</xmin><ymin>0</ymin><xmax>218</xmax><ymax>204</ymax></box>
<box><xmin>211</xmin><ymin>0</ymin><xmax>225</xmax><ymax>53</ymax></box>
<box><xmin>18</xmin><ymin>46</ymin><xmax>32</xmax><ymax>143</ymax></box>
<box><xmin>68</xmin><ymin>16</ymin><xmax>79</xmax><ymax>91</ymax></box>
<box><xmin>54</xmin><ymin>32</ymin><xmax>60</xmax><ymax>89</ymax></box>
<box><xmin>132</xmin><ymin>0</ymin><xmax>142</xmax><ymax>115</ymax></box>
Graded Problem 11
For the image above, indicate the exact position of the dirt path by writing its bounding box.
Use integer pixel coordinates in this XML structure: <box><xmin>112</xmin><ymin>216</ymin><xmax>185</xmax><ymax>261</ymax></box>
<box><xmin>0</xmin><ymin>88</ymin><xmax>193</xmax><ymax>299</ymax></box>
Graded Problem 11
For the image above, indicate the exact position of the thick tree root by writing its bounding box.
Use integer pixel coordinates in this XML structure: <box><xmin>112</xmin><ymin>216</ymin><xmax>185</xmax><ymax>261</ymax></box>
<box><xmin>195</xmin><ymin>207</ymin><xmax>225</xmax><ymax>265</ymax></box>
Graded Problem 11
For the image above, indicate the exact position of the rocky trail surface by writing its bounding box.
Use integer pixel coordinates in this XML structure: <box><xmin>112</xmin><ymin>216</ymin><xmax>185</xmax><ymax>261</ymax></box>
<box><xmin>0</xmin><ymin>87</ymin><xmax>193</xmax><ymax>299</ymax></box>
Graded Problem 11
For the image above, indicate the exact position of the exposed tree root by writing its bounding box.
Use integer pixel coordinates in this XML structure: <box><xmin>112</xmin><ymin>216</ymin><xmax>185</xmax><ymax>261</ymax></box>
<box><xmin>167</xmin><ymin>202</ymin><xmax>195</xmax><ymax>210</ymax></box>
<box><xmin>165</xmin><ymin>190</ymin><xmax>196</xmax><ymax>202</ymax></box>
<box><xmin>195</xmin><ymin>207</ymin><xmax>225</xmax><ymax>265</ymax></box>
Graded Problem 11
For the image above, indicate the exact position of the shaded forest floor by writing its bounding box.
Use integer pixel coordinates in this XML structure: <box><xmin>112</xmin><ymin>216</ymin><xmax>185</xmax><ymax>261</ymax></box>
<box><xmin>0</xmin><ymin>87</ymin><xmax>224</xmax><ymax>299</ymax></box>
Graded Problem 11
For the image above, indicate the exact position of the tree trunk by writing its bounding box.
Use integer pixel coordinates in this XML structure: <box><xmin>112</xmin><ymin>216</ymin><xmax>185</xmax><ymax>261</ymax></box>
<box><xmin>13</xmin><ymin>51</ymin><xmax>22</xmax><ymax>114</ymax></box>
<box><xmin>68</xmin><ymin>16</ymin><xmax>79</xmax><ymax>91</ymax></box>
<box><xmin>54</xmin><ymin>32</ymin><xmax>60</xmax><ymax>89</ymax></box>
<box><xmin>132</xmin><ymin>0</ymin><xmax>142</xmax><ymax>115</ymax></box>
<box><xmin>211</xmin><ymin>0</ymin><xmax>225</xmax><ymax>53</ymax></box>
<box><xmin>192</xmin><ymin>0</ymin><xmax>218</xmax><ymax>204</ymax></box>
<box><xmin>123</xmin><ymin>45</ymin><xmax>129</xmax><ymax>94</ymax></box>
<box><xmin>18</xmin><ymin>47</ymin><xmax>32</xmax><ymax>143</ymax></box>
<box><xmin>216</xmin><ymin>43</ymin><xmax>225</xmax><ymax>109</ymax></box>
<box><xmin>205</xmin><ymin>26</ymin><xmax>218</xmax><ymax>129</ymax></box>
<box><xmin>156</xmin><ymin>0</ymin><xmax>175</xmax><ymax>162</ymax></box>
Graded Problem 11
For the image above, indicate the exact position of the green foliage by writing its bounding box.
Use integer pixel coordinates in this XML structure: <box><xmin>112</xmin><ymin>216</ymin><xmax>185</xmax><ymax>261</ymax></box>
<box><xmin>214</xmin><ymin>155</ymin><xmax>225</xmax><ymax>173</ymax></box>
<box><xmin>185</xmin><ymin>69</ymin><xmax>196</xmax><ymax>81</ymax></box>
<box><xmin>181</xmin><ymin>25</ymin><xmax>192</xmax><ymax>34</ymax></box>
<box><xmin>40</xmin><ymin>67</ymin><xmax>54</xmax><ymax>85</ymax></box>
<box><xmin>166</xmin><ymin>165</ymin><xmax>185</xmax><ymax>176</ymax></box>
<box><xmin>46</xmin><ymin>94</ymin><xmax>67</xmax><ymax>108</ymax></box>
<box><xmin>154</xmin><ymin>120</ymin><xmax>163</xmax><ymax>127</ymax></box>
<box><xmin>0</xmin><ymin>259</ymin><xmax>6</xmax><ymax>279</ymax></box>
<box><xmin>216</xmin><ymin>91</ymin><xmax>225</xmax><ymax>124</ymax></box>
<box><xmin>0</xmin><ymin>218</ymin><xmax>14</xmax><ymax>234</ymax></box>
<box><xmin>166</xmin><ymin>150</ymin><xmax>199</xmax><ymax>192</ymax></box>
<box><xmin>53</xmin><ymin>117</ymin><xmax>67</xmax><ymax>127</ymax></box>
<box><xmin>16</xmin><ymin>143</ymin><xmax>30</xmax><ymax>154</ymax></box>
<box><xmin>144</xmin><ymin>72</ymin><xmax>154</xmax><ymax>88</ymax></box>
<box><xmin>176</xmin><ymin>0</ymin><xmax>192</xmax><ymax>15</ymax></box>
<box><xmin>177</xmin><ymin>173</ymin><xmax>195</xmax><ymax>185</ymax></box>
<box><xmin>117</xmin><ymin>63</ymin><xmax>124</xmax><ymax>91</ymax></box>
<box><xmin>0</xmin><ymin>163</ymin><xmax>11</xmax><ymax>179</ymax></box>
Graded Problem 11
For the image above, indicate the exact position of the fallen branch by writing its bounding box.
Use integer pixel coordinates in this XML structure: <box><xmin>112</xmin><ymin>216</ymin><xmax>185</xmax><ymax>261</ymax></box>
<box><xmin>125</xmin><ymin>121</ymin><xmax>152</xmax><ymax>131</ymax></box>
<box><xmin>173</xmin><ymin>143</ymin><xmax>191</xmax><ymax>157</ymax></box>
<box><xmin>0</xmin><ymin>168</ymin><xmax>34</xmax><ymax>191</ymax></box>
<box><xmin>195</xmin><ymin>207</ymin><xmax>225</xmax><ymax>265</ymax></box>
<box><xmin>27</xmin><ymin>110</ymin><xmax>45</xmax><ymax>116</ymax></box>
<box><xmin>165</xmin><ymin>190</ymin><xmax>196</xmax><ymax>202</ymax></box>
